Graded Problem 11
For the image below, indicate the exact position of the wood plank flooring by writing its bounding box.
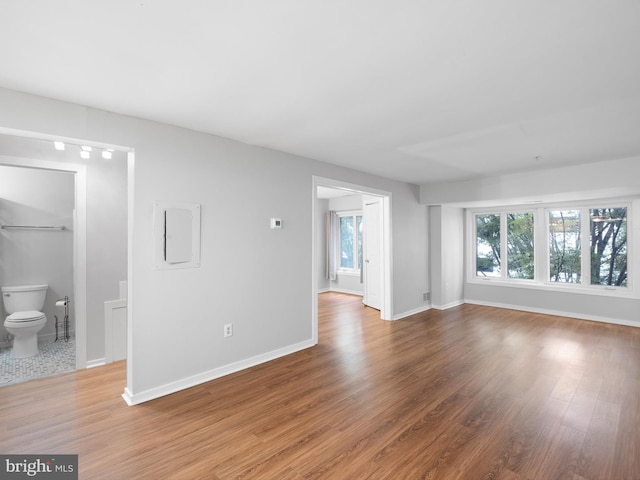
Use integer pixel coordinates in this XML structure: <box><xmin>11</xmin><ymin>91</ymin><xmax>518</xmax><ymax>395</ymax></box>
<box><xmin>1</xmin><ymin>292</ymin><xmax>639</xmax><ymax>479</ymax></box>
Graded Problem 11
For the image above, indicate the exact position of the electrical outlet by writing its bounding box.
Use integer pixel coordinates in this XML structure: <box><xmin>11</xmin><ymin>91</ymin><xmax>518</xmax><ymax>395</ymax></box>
<box><xmin>423</xmin><ymin>292</ymin><xmax>430</xmax><ymax>302</ymax></box>
<box><xmin>224</xmin><ymin>323</ymin><xmax>233</xmax><ymax>338</ymax></box>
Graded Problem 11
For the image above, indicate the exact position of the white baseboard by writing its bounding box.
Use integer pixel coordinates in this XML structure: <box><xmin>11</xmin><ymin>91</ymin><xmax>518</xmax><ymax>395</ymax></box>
<box><xmin>122</xmin><ymin>338</ymin><xmax>316</xmax><ymax>406</ymax></box>
<box><xmin>393</xmin><ymin>304</ymin><xmax>432</xmax><ymax>320</ymax></box>
<box><xmin>329</xmin><ymin>288</ymin><xmax>364</xmax><ymax>296</ymax></box>
<box><xmin>432</xmin><ymin>300</ymin><xmax>465</xmax><ymax>311</ymax></box>
<box><xmin>86</xmin><ymin>358</ymin><xmax>106</xmax><ymax>369</ymax></box>
<box><xmin>317</xmin><ymin>288</ymin><xmax>330</xmax><ymax>294</ymax></box>
<box><xmin>465</xmin><ymin>299</ymin><xmax>640</xmax><ymax>328</ymax></box>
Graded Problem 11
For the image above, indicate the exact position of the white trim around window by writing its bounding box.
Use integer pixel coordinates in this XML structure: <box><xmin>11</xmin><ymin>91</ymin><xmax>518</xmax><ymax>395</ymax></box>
<box><xmin>466</xmin><ymin>198</ymin><xmax>640</xmax><ymax>299</ymax></box>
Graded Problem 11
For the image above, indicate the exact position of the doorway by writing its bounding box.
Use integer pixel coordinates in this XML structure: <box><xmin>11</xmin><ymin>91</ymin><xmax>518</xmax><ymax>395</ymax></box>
<box><xmin>0</xmin><ymin>130</ymin><xmax>130</xmax><ymax>379</ymax></box>
<box><xmin>312</xmin><ymin>176</ymin><xmax>393</xmax><ymax>344</ymax></box>
<box><xmin>0</xmin><ymin>152</ymin><xmax>87</xmax><ymax>372</ymax></box>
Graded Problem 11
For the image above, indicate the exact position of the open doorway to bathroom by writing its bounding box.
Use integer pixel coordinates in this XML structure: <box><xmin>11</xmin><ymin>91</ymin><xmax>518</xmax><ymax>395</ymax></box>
<box><xmin>0</xmin><ymin>164</ymin><xmax>76</xmax><ymax>384</ymax></box>
<box><xmin>0</xmin><ymin>132</ymin><xmax>129</xmax><ymax>386</ymax></box>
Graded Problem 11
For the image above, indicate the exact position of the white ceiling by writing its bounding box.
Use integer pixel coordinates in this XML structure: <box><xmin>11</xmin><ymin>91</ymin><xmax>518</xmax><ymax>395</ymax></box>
<box><xmin>1</xmin><ymin>1</ymin><xmax>638</xmax><ymax>185</ymax></box>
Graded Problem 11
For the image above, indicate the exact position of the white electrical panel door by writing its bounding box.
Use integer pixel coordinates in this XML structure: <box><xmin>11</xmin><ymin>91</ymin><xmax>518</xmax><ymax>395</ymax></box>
<box><xmin>165</xmin><ymin>208</ymin><xmax>193</xmax><ymax>263</ymax></box>
<box><xmin>154</xmin><ymin>202</ymin><xmax>201</xmax><ymax>270</ymax></box>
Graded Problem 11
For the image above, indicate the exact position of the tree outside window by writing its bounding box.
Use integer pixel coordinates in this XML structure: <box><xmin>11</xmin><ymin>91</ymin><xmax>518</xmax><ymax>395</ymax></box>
<box><xmin>476</xmin><ymin>214</ymin><xmax>501</xmax><ymax>277</ymax></box>
<box><xmin>507</xmin><ymin>213</ymin><xmax>535</xmax><ymax>279</ymax></box>
<box><xmin>476</xmin><ymin>212</ymin><xmax>535</xmax><ymax>280</ymax></box>
<box><xmin>590</xmin><ymin>208</ymin><xmax>627</xmax><ymax>286</ymax></box>
<box><xmin>474</xmin><ymin>205</ymin><xmax>629</xmax><ymax>289</ymax></box>
<box><xmin>339</xmin><ymin>213</ymin><xmax>363</xmax><ymax>272</ymax></box>
<box><xmin>549</xmin><ymin>210</ymin><xmax>581</xmax><ymax>283</ymax></box>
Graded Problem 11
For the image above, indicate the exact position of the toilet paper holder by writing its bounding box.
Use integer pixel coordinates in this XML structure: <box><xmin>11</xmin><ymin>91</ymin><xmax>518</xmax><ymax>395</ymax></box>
<box><xmin>54</xmin><ymin>296</ymin><xmax>70</xmax><ymax>342</ymax></box>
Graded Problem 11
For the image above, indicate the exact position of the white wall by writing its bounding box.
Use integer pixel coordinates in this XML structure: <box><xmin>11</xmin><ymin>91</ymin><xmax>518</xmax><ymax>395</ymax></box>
<box><xmin>84</xmin><ymin>152</ymin><xmax>127</xmax><ymax>360</ymax></box>
<box><xmin>0</xmin><ymin>165</ymin><xmax>74</xmax><ymax>343</ymax></box>
<box><xmin>429</xmin><ymin>205</ymin><xmax>464</xmax><ymax>309</ymax></box>
<box><xmin>391</xmin><ymin>184</ymin><xmax>430</xmax><ymax>314</ymax></box>
<box><xmin>420</xmin><ymin>156</ymin><xmax>640</xmax><ymax>206</ymax></box>
<box><xmin>465</xmin><ymin>282</ymin><xmax>640</xmax><ymax>326</ymax></box>
<box><xmin>330</xmin><ymin>195</ymin><xmax>363</xmax><ymax>211</ymax></box>
<box><xmin>0</xmin><ymin>88</ymin><xmax>430</xmax><ymax>403</ymax></box>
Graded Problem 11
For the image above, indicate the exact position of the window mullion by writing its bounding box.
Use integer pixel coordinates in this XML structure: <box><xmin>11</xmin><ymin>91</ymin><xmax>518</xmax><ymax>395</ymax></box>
<box><xmin>501</xmin><ymin>212</ymin><xmax>508</xmax><ymax>280</ymax></box>
<box><xmin>580</xmin><ymin>208</ymin><xmax>591</xmax><ymax>285</ymax></box>
<box><xmin>536</xmin><ymin>208</ymin><xmax>546</xmax><ymax>283</ymax></box>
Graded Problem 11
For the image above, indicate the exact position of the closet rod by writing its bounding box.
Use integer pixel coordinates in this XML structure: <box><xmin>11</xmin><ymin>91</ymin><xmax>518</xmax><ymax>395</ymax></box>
<box><xmin>0</xmin><ymin>225</ymin><xmax>65</xmax><ymax>231</ymax></box>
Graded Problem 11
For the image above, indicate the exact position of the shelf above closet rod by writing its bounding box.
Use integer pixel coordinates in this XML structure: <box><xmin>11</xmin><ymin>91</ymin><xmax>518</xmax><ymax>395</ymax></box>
<box><xmin>0</xmin><ymin>225</ymin><xmax>66</xmax><ymax>231</ymax></box>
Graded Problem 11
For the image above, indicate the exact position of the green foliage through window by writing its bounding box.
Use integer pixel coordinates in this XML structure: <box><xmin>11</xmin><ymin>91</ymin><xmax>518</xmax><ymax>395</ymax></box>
<box><xmin>476</xmin><ymin>214</ymin><xmax>501</xmax><ymax>277</ymax></box>
<box><xmin>507</xmin><ymin>213</ymin><xmax>535</xmax><ymax>279</ymax></box>
<box><xmin>339</xmin><ymin>214</ymin><xmax>363</xmax><ymax>271</ymax></box>
<box><xmin>590</xmin><ymin>208</ymin><xmax>627</xmax><ymax>287</ymax></box>
<box><xmin>549</xmin><ymin>210</ymin><xmax>581</xmax><ymax>283</ymax></box>
<box><xmin>474</xmin><ymin>205</ymin><xmax>629</xmax><ymax>289</ymax></box>
<box><xmin>476</xmin><ymin>212</ymin><xmax>535</xmax><ymax>279</ymax></box>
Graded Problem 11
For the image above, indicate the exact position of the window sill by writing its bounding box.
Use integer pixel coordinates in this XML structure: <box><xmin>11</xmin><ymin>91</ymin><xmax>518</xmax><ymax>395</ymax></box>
<box><xmin>337</xmin><ymin>270</ymin><xmax>361</xmax><ymax>277</ymax></box>
<box><xmin>467</xmin><ymin>277</ymin><xmax>639</xmax><ymax>299</ymax></box>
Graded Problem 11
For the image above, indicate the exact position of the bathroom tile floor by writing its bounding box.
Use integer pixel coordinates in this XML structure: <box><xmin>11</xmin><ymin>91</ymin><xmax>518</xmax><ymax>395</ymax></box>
<box><xmin>0</xmin><ymin>338</ymin><xmax>75</xmax><ymax>386</ymax></box>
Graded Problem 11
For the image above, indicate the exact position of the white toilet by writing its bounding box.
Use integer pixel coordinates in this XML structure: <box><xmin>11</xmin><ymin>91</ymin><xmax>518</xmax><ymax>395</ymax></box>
<box><xmin>2</xmin><ymin>284</ymin><xmax>48</xmax><ymax>358</ymax></box>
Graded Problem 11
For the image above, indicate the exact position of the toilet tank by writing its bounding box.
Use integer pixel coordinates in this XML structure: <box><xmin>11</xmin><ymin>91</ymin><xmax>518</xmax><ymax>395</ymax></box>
<box><xmin>1</xmin><ymin>284</ymin><xmax>48</xmax><ymax>314</ymax></box>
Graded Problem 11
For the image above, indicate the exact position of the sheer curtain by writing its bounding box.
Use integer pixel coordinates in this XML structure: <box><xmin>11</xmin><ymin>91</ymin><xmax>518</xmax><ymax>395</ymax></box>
<box><xmin>325</xmin><ymin>211</ymin><xmax>339</xmax><ymax>281</ymax></box>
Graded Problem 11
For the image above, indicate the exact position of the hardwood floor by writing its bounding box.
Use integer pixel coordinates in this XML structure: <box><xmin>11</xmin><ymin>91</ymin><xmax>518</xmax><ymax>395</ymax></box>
<box><xmin>1</xmin><ymin>292</ymin><xmax>639</xmax><ymax>479</ymax></box>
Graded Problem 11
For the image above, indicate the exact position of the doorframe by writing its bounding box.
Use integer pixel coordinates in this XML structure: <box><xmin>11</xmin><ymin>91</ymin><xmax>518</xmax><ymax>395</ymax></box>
<box><xmin>0</xmin><ymin>152</ymin><xmax>87</xmax><ymax>369</ymax></box>
<box><xmin>312</xmin><ymin>176</ymin><xmax>393</xmax><ymax>343</ymax></box>
<box><xmin>0</xmin><ymin>127</ymin><xmax>132</xmax><ymax>370</ymax></box>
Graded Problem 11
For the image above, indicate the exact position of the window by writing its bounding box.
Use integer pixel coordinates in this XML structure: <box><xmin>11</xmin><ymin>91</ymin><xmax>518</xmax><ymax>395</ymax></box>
<box><xmin>590</xmin><ymin>208</ymin><xmax>627</xmax><ymax>287</ymax></box>
<box><xmin>548</xmin><ymin>207</ymin><xmax>627</xmax><ymax>287</ymax></box>
<box><xmin>475</xmin><ymin>211</ymin><xmax>535</xmax><ymax>281</ymax></box>
<box><xmin>338</xmin><ymin>212</ymin><xmax>363</xmax><ymax>273</ymax></box>
<box><xmin>476</xmin><ymin>214</ymin><xmax>501</xmax><ymax>277</ymax></box>
<box><xmin>471</xmin><ymin>202</ymin><xmax>632</xmax><ymax>293</ymax></box>
<box><xmin>549</xmin><ymin>210</ymin><xmax>581</xmax><ymax>283</ymax></box>
<box><xmin>507</xmin><ymin>212</ymin><xmax>535</xmax><ymax>279</ymax></box>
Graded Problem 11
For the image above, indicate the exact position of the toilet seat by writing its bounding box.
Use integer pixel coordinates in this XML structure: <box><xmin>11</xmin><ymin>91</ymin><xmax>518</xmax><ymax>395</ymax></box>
<box><xmin>5</xmin><ymin>311</ymin><xmax>46</xmax><ymax>323</ymax></box>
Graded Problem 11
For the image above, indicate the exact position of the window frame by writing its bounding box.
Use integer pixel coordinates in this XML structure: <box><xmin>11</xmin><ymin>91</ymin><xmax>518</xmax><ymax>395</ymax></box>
<box><xmin>337</xmin><ymin>210</ymin><xmax>363</xmax><ymax>276</ymax></box>
<box><xmin>473</xmin><ymin>209</ymin><xmax>538</xmax><ymax>284</ymax></box>
<box><xmin>547</xmin><ymin>208</ymin><xmax>583</xmax><ymax>285</ymax></box>
<box><xmin>467</xmin><ymin>198</ymin><xmax>638</xmax><ymax>299</ymax></box>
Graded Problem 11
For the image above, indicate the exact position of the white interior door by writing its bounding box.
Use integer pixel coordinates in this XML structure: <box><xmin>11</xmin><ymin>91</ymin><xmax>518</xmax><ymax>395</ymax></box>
<box><xmin>363</xmin><ymin>201</ymin><xmax>382</xmax><ymax>310</ymax></box>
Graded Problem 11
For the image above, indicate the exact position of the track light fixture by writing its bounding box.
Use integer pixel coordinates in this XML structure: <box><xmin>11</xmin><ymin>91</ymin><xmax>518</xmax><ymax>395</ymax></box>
<box><xmin>52</xmin><ymin>140</ymin><xmax>116</xmax><ymax>160</ymax></box>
